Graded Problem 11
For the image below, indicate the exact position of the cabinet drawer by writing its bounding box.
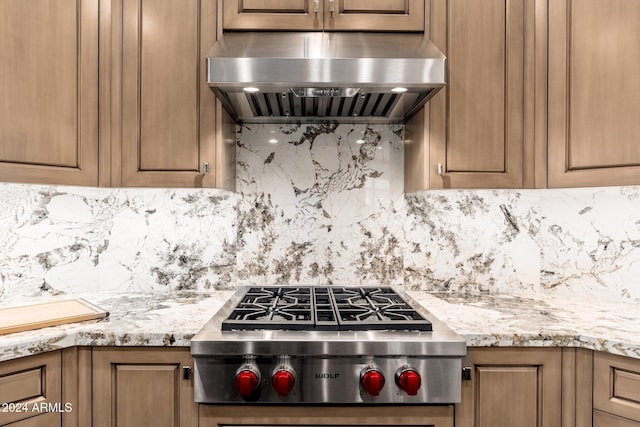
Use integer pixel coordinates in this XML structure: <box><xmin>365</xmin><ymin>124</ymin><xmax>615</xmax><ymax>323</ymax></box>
<box><xmin>594</xmin><ymin>410</ymin><xmax>640</xmax><ymax>427</ymax></box>
<box><xmin>594</xmin><ymin>352</ymin><xmax>640</xmax><ymax>422</ymax></box>
<box><xmin>0</xmin><ymin>351</ymin><xmax>61</xmax><ymax>425</ymax></box>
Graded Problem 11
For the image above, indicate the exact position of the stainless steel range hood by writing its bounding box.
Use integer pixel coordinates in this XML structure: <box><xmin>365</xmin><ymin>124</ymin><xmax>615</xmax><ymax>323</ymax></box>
<box><xmin>207</xmin><ymin>32</ymin><xmax>446</xmax><ymax>124</ymax></box>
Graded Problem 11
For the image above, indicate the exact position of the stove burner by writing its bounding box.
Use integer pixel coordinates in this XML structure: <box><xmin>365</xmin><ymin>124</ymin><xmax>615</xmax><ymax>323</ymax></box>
<box><xmin>222</xmin><ymin>287</ymin><xmax>432</xmax><ymax>332</ymax></box>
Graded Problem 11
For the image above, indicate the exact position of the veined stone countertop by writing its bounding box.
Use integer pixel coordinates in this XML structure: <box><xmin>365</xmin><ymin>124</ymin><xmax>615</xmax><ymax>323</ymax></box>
<box><xmin>406</xmin><ymin>291</ymin><xmax>640</xmax><ymax>359</ymax></box>
<box><xmin>0</xmin><ymin>291</ymin><xmax>234</xmax><ymax>363</ymax></box>
<box><xmin>0</xmin><ymin>290</ymin><xmax>638</xmax><ymax>363</ymax></box>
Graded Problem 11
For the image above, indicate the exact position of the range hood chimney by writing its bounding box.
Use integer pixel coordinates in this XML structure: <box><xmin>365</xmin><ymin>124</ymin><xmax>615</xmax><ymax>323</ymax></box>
<box><xmin>207</xmin><ymin>32</ymin><xmax>446</xmax><ymax>124</ymax></box>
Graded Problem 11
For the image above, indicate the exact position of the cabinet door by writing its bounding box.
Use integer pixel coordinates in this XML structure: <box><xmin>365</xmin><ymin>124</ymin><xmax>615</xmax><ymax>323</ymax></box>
<box><xmin>548</xmin><ymin>0</ymin><xmax>640</xmax><ymax>187</ymax></box>
<box><xmin>0</xmin><ymin>351</ymin><xmax>62</xmax><ymax>426</ymax></box>
<box><xmin>0</xmin><ymin>0</ymin><xmax>98</xmax><ymax>186</ymax></box>
<box><xmin>456</xmin><ymin>348</ymin><xmax>562</xmax><ymax>427</ymax></box>
<box><xmin>324</xmin><ymin>0</ymin><xmax>424</xmax><ymax>31</ymax></box>
<box><xmin>594</xmin><ymin>351</ymin><xmax>640</xmax><ymax>423</ymax></box>
<box><xmin>117</xmin><ymin>0</ymin><xmax>219</xmax><ymax>187</ymax></box>
<box><xmin>223</xmin><ymin>0</ymin><xmax>322</xmax><ymax>30</ymax></box>
<box><xmin>92</xmin><ymin>348</ymin><xmax>197</xmax><ymax>427</ymax></box>
<box><xmin>427</xmin><ymin>0</ymin><xmax>529</xmax><ymax>189</ymax></box>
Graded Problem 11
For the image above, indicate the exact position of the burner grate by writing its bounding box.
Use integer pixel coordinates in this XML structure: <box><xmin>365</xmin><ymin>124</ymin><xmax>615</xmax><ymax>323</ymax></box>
<box><xmin>223</xmin><ymin>287</ymin><xmax>315</xmax><ymax>330</ymax></box>
<box><xmin>222</xmin><ymin>287</ymin><xmax>432</xmax><ymax>332</ymax></box>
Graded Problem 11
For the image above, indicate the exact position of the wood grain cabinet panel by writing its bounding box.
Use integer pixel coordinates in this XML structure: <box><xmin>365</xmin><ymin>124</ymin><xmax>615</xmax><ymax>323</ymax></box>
<box><xmin>548</xmin><ymin>0</ymin><xmax>640</xmax><ymax>187</ymax></box>
<box><xmin>117</xmin><ymin>0</ymin><xmax>222</xmax><ymax>188</ymax></box>
<box><xmin>455</xmin><ymin>348</ymin><xmax>562</xmax><ymax>427</ymax></box>
<box><xmin>0</xmin><ymin>0</ymin><xmax>98</xmax><ymax>186</ymax></box>
<box><xmin>60</xmin><ymin>347</ymin><xmax>92</xmax><ymax>427</ymax></box>
<box><xmin>425</xmin><ymin>0</ymin><xmax>528</xmax><ymax>189</ymax></box>
<box><xmin>200</xmin><ymin>405</ymin><xmax>453</xmax><ymax>427</ymax></box>
<box><xmin>92</xmin><ymin>348</ymin><xmax>197</xmax><ymax>427</ymax></box>
<box><xmin>3</xmin><ymin>412</ymin><xmax>62</xmax><ymax>427</ymax></box>
<box><xmin>476</xmin><ymin>366</ymin><xmax>539</xmax><ymax>427</ymax></box>
<box><xmin>324</xmin><ymin>0</ymin><xmax>424</xmax><ymax>32</ymax></box>
<box><xmin>0</xmin><ymin>351</ymin><xmax>62</xmax><ymax>426</ymax></box>
<box><xmin>561</xmin><ymin>348</ymin><xmax>594</xmax><ymax>427</ymax></box>
<box><xmin>594</xmin><ymin>410</ymin><xmax>640</xmax><ymax>427</ymax></box>
<box><xmin>223</xmin><ymin>0</ymin><xmax>322</xmax><ymax>30</ymax></box>
<box><xmin>222</xmin><ymin>0</ymin><xmax>422</xmax><ymax>31</ymax></box>
<box><xmin>594</xmin><ymin>351</ymin><xmax>640</xmax><ymax>423</ymax></box>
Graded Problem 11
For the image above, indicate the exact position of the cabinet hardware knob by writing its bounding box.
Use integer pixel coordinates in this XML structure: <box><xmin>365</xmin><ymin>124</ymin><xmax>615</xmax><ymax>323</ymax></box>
<box><xmin>183</xmin><ymin>366</ymin><xmax>192</xmax><ymax>380</ymax></box>
<box><xmin>437</xmin><ymin>163</ymin><xmax>444</xmax><ymax>175</ymax></box>
<box><xmin>462</xmin><ymin>367</ymin><xmax>472</xmax><ymax>381</ymax></box>
<box><xmin>314</xmin><ymin>0</ymin><xmax>319</xmax><ymax>14</ymax></box>
<box><xmin>203</xmin><ymin>162</ymin><xmax>210</xmax><ymax>174</ymax></box>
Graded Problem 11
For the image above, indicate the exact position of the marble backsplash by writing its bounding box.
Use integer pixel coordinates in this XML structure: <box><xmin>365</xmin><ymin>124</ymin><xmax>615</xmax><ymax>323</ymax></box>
<box><xmin>0</xmin><ymin>184</ymin><xmax>236</xmax><ymax>298</ymax></box>
<box><xmin>539</xmin><ymin>186</ymin><xmax>640</xmax><ymax>301</ymax></box>
<box><xmin>236</xmin><ymin>124</ymin><xmax>640</xmax><ymax>303</ymax></box>
<box><xmin>404</xmin><ymin>189</ymin><xmax>541</xmax><ymax>294</ymax></box>
<box><xmin>406</xmin><ymin>187</ymin><xmax>640</xmax><ymax>303</ymax></box>
<box><xmin>236</xmin><ymin>123</ymin><xmax>405</xmax><ymax>286</ymax></box>
<box><xmin>1</xmin><ymin>123</ymin><xmax>639</xmax><ymax>303</ymax></box>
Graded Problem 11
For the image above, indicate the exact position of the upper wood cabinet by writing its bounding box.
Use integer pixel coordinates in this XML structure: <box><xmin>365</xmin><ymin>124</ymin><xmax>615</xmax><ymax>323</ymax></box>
<box><xmin>109</xmin><ymin>0</ymin><xmax>235</xmax><ymax>188</ymax></box>
<box><xmin>456</xmin><ymin>348</ymin><xmax>562</xmax><ymax>427</ymax></box>
<box><xmin>0</xmin><ymin>0</ymin><xmax>234</xmax><ymax>189</ymax></box>
<box><xmin>405</xmin><ymin>0</ymin><xmax>534</xmax><ymax>191</ymax></box>
<box><xmin>222</xmin><ymin>0</ymin><xmax>424</xmax><ymax>32</ymax></box>
<box><xmin>547</xmin><ymin>0</ymin><xmax>640</xmax><ymax>188</ymax></box>
<box><xmin>93</xmin><ymin>347</ymin><xmax>198</xmax><ymax>427</ymax></box>
<box><xmin>222</xmin><ymin>0</ymin><xmax>322</xmax><ymax>30</ymax></box>
<box><xmin>406</xmin><ymin>0</ymin><xmax>640</xmax><ymax>191</ymax></box>
<box><xmin>0</xmin><ymin>0</ymin><xmax>99</xmax><ymax>186</ymax></box>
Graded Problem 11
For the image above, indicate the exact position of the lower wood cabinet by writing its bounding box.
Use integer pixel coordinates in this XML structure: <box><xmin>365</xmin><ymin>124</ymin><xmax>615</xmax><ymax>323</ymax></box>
<box><xmin>92</xmin><ymin>347</ymin><xmax>197</xmax><ymax>427</ymax></box>
<box><xmin>455</xmin><ymin>347</ymin><xmax>562</xmax><ymax>427</ymax></box>
<box><xmin>0</xmin><ymin>351</ymin><xmax>62</xmax><ymax>427</ymax></box>
<box><xmin>199</xmin><ymin>405</ymin><xmax>453</xmax><ymax>427</ymax></box>
<box><xmin>3</xmin><ymin>412</ymin><xmax>62</xmax><ymax>427</ymax></box>
<box><xmin>594</xmin><ymin>351</ymin><xmax>640</xmax><ymax>424</ymax></box>
<box><xmin>594</xmin><ymin>410</ymin><xmax>640</xmax><ymax>427</ymax></box>
<box><xmin>7</xmin><ymin>346</ymin><xmax>640</xmax><ymax>427</ymax></box>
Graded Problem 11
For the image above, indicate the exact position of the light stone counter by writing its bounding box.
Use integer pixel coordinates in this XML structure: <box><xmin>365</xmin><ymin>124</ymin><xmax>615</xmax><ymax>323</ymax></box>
<box><xmin>407</xmin><ymin>291</ymin><xmax>640</xmax><ymax>359</ymax></box>
<box><xmin>0</xmin><ymin>291</ymin><xmax>233</xmax><ymax>362</ymax></box>
<box><xmin>1</xmin><ymin>290</ymin><xmax>638</xmax><ymax>363</ymax></box>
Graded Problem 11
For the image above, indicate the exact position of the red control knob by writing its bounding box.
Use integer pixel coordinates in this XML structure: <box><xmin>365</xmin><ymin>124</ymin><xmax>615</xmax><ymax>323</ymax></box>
<box><xmin>235</xmin><ymin>370</ymin><xmax>259</xmax><ymax>398</ymax></box>
<box><xmin>397</xmin><ymin>369</ymin><xmax>422</xmax><ymax>396</ymax></box>
<box><xmin>361</xmin><ymin>369</ymin><xmax>385</xmax><ymax>396</ymax></box>
<box><xmin>272</xmin><ymin>369</ymin><xmax>295</xmax><ymax>396</ymax></box>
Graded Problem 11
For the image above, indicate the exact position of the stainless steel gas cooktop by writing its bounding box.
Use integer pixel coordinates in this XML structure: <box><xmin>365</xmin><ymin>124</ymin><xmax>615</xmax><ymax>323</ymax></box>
<box><xmin>191</xmin><ymin>286</ymin><xmax>466</xmax><ymax>405</ymax></box>
<box><xmin>222</xmin><ymin>286</ymin><xmax>432</xmax><ymax>332</ymax></box>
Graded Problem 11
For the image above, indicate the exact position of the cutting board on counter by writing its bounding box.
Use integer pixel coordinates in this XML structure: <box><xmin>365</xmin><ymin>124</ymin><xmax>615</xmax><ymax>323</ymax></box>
<box><xmin>0</xmin><ymin>299</ymin><xmax>109</xmax><ymax>335</ymax></box>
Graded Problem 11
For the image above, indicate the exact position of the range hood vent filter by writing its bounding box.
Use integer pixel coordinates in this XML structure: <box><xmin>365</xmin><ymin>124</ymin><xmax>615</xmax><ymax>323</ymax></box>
<box><xmin>242</xmin><ymin>91</ymin><xmax>409</xmax><ymax>119</ymax></box>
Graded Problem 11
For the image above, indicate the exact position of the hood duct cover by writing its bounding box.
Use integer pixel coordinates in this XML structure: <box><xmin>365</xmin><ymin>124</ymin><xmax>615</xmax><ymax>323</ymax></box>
<box><xmin>207</xmin><ymin>32</ymin><xmax>446</xmax><ymax>124</ymax></box>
